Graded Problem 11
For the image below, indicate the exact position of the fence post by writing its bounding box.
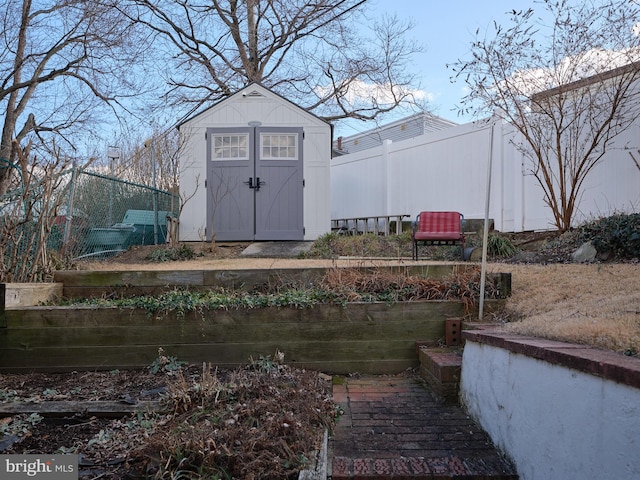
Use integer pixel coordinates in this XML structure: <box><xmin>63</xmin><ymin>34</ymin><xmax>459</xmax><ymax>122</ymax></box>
<box><xmin>0</xmin><ymin>283</ymin><xmax>6</xmax><ymax>328</ymax></box>
<box><xmin>148</xmin><ymin>138</ymin><xmax>159</xmax><ymax>244</ymax></box>
<box><xmin>63</xmin><ymin>164</ymin><xmax>78</xmax><ymax>248</ymax></box>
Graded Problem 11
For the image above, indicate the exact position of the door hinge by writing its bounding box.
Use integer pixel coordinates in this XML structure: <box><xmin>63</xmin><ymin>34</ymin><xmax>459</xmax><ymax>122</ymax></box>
<box><xmin>302</xmin><ymin>130</ymin><xmax>305</xmax><ymax>139</ymax></box>
<box><xmin>205</xmin><ymin>179</ymin><xmax>207</xmax><ymax>187</ymax></box>
<box><xmin>303</xmin><ymin>227</ymin><xmax>305</xmax><ymax>235</ymax></box>
<box><xmin>302</xmin><ymin>179</ymin><xmax>305</xmax><ymax>187</ymax></box>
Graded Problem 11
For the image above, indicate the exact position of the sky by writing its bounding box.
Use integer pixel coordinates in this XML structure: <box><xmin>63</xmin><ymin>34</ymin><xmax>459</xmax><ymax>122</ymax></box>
<box><xmin>335</xmin><ymin>0</ymin><xmax>536</xmax><ymax>137</ymax></box>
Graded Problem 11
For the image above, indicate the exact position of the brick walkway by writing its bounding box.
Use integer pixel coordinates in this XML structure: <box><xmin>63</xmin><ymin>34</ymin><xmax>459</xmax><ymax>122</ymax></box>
<box><xmin>330</xmin><ymin>374</ymin><xmax>518</xmax><ymax>479</ymax></box>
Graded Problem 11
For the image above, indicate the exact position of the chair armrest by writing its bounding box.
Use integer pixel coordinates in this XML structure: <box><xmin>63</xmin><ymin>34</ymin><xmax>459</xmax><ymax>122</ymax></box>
<box><xmin>411</xmin><ymin>214</ymin><xmax>421</xmax><ymax>233</ymax></box>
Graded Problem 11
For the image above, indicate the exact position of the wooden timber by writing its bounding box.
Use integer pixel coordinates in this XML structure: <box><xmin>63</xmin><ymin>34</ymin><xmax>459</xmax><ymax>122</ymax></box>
<box><xmin>0</xmin><ymin>400</ymin><xmax>162</xmax><ymax>418</ymax></box>
<box><xmin>3</xmin><ymin>283</ymin><xmax>63</xmax><ymax>308</ymax></box>
<box><xmin>53</xmin><ymin>265</ymin><xmax>498</xmax><ymax>299</ymax></box>
<box><xmin>1</xmin><ymin>266</ymin><xmax>510</xmax><ymax>374</ymax></box>
<box><xmin>0</xmin><ymin>301</ymin><xmax>509</xmax><ymax>374</ymax></box>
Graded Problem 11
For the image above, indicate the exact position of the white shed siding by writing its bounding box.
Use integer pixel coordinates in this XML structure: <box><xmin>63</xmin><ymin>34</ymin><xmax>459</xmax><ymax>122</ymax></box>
<box><xmin>178</xmin><ymin>84</ymin><xmax>331</xmax><ymax>241</ymax></box>
<box><xmin>178</xmin><ymin>122</ymin><xmax>208</xmax><ymax>241</ymax></box>
<box><xmin>394</xmin><ymin>123</ymin><xmax>503</xmax><ymax>223</ymax></box>
<box><xmin>302</xmin><ymin>126</ymin><xmax>332</xmax><ymax>239</ymax></box>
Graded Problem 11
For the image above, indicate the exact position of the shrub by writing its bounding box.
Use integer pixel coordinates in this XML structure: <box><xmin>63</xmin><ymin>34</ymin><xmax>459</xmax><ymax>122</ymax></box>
<box><xmin>147</xmin><ymin>243</ymin><xmax>197</xmax><ymax>262</ymax></box>
<box><xmin>307</xmin><ymin>231</ymin><xmax>519</xmax><ymax>261</ymax></box>
<box><xmin>579</xmin><ymin>213</ymin><xmax>640</xmax><ymax>259</ymax></box>
<box><xmin>303</xmin><ymin>232</ymin><xmax>339</xmax><ymax>258</ymax></box>
<box><xmin>304</xmin><ymin>232</ymin><xmax>413</xmax><ymax>258</ymax></box>
<box><xmin>148</xmin><ymin>347</ymin><xmax>187</xmax><ymax>375</ymax></box>
<box><xmin>486</xmin><ymin>233</ymin><xmax>517</xmax><ymax>258</ymax></box>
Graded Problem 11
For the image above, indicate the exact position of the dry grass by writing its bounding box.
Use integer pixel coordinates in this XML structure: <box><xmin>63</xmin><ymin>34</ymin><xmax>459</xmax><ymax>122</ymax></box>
<box><xmin>489</xmin><ymin>263</ymin><xmax>640</xmax><ymax>354</ymax></box>
<box><xmin>320</xmin><ymin>266</ymin><xmax>502</xmax><ymax>313</ymax></box>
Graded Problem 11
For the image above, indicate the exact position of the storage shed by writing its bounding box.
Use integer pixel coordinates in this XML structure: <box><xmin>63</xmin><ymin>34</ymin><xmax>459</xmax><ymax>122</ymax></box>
<box><xmin>177</xmin><ymin>83</ymin><xmax>332</xmax><ymax>242</ymax></box>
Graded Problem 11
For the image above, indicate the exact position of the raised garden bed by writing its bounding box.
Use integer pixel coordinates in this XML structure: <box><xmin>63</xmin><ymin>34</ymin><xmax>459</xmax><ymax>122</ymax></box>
<box><xmin>2</xmin><ymin>266</ymin><xmax>510</xmax><ymax>374</ymax></box>
<box><xmin>52</xmin><ymin>264</ymin><xmax>489</xmax><ymax>298</ymax></box>
<box><xmin>1</xmin><ymin>301</ymin><xmax>492</xmax><ymax>374</ymax></box>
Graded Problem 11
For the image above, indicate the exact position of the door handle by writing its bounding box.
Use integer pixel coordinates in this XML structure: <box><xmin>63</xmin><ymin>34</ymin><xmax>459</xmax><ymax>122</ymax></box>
<box><xmin>243</xmin><ymin>177</ymin><xmax>264</xmax><ymax>190</ymax></box>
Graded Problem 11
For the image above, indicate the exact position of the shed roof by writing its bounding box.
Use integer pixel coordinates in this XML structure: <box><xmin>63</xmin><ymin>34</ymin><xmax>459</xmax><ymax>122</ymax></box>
<box><xmin>176</xmin><ymin>82</ymin><xmax>331</xmax><ymax>130</ymax></box>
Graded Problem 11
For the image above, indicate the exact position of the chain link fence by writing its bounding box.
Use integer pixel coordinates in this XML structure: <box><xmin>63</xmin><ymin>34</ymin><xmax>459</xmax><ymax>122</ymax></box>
<box><xmin>0</xmin><ymin>167</ymin><xmax>179</xmax><ymax>282</ymax></box>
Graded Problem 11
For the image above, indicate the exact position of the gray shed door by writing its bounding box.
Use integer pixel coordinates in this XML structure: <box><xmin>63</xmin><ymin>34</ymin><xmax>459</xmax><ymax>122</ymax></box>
<box><xmin>206</xmin><ymin>126</ymin><xmax>304</xmax><ymax>241</ymax></box>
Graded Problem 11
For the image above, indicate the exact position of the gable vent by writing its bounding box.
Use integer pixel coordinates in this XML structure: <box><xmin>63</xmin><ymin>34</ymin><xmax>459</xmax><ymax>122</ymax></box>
<box><xmin>245</xmin><ymin>90</ymin><xmax>264</xmax><ymax>97</ymax></box>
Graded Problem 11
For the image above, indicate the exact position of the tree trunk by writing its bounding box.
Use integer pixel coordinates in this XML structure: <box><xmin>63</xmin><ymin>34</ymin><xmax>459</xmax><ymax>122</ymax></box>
<box><xmin>0</xmin><ymin>0</ymin><xmax>31</xmax><ymax>196</ymax></box>
<box><xmin>246</xmin><ymin>0</ymin><xmax>259</xmax><ymax>81</ymax></box>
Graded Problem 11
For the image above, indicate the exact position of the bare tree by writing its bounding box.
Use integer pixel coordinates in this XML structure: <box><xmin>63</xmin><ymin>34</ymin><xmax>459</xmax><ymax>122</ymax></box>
<box><xmin>450</xmin><ymin>0</ymin><xmax>640</xmax><ymax>232</ymax></box>
<box><xmin>631</xmin><ymin>151</ymin><xmax>640</xmax><ymax>173</ymax></box>
<box><xmin>116</xmin><ymin>0</ymin><xmax>424</xmax><ymax>123</ymax></box>
<box><xmin>109</xmin><ymin>127</ymin><xmax>181</xmax><ymax>193</ymax></box>
<box><xmin>0</xmin><ymin>0</ymin><xmax>148</xmax><ymax>195</ymax></box>
<box><xmin>0</xmin><ymin>141</ymin><xmax>71</xmax><ymax>282</ymax></box>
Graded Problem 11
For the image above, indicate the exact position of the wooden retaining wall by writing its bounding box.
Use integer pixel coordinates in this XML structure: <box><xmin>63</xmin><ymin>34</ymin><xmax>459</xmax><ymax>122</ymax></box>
<box><xmin>1</xmin><ymin>266</ymin><xmax>510</xmax><ymax>374</ymax></box>
<box><xmin>0</xmin><ymin>301</ymin><xmax>481</xmax><ymax>374</ymax></box>
<box><xmin>3</xmin><ymin>283</ymin><xmax>63</xmax><ymax>308</ymax></box>
<box><xmin>53</xmin><ymin>264</ymin><xmax>498</xmax><ymax>299</ymax></box>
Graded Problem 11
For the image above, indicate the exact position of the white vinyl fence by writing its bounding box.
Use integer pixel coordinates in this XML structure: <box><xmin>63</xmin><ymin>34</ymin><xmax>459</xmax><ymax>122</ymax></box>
<box><xmin>331</xmin><ymin>119</ymin><xmax>640</xmax><ymax>233</ymax></box>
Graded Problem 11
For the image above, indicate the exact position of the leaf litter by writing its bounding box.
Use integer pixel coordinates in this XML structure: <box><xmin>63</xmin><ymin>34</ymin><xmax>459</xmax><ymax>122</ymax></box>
<box><xmin>1</xmin><ymin>358</ymin><xmax>336</xmax><ymax>479</ymax></box>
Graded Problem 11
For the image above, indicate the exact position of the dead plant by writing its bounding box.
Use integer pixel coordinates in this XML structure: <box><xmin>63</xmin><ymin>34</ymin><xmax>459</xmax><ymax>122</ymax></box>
<box><xmin>320</xmin><ymin>266</ymin><xmax>501</xmax><ymax>314</ymax></box>
<box><xmin>131</xmin><ymin>360</ymin><xmax>335</xmax><ymax>479</ymax></box>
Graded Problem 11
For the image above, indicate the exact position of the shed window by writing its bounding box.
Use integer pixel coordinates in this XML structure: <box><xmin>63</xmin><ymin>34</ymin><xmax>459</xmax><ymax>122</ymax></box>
<box><xmin>213</xmin><ymin>134</ymin><xmax>248</xmax><ymax>160</ymax></box>
<box><xmin>261</xmin><ymin>134</ymin><xmax>298</xmax><ymax>160</ymax></box>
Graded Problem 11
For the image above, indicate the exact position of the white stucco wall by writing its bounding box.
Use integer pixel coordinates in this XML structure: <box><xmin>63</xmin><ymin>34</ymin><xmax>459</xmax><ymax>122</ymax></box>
<box><xmin>460</xmin><ymin>340</ymin><xmax>640</xmax><ymax>480</ymax></box>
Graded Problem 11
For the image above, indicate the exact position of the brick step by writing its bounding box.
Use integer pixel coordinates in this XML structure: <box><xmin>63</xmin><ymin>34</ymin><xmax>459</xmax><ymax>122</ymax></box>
<box><xmin>331</xmin><ymin>455</ymin><xmax>517</xmax><ymax>479</ymax></box>
<box><xmin>330</xmin><ymin>375</ymin><xmax>518</xmax><ymax>480</ymax></box>
<box><xmin>417</xmin><ymin>346</ymin><xmax>463</xmax><ymax>404</ymax></box>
